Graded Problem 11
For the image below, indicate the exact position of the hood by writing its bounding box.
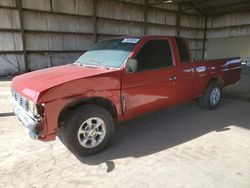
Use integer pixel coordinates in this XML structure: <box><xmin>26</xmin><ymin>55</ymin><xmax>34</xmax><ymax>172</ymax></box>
<box><xmin>12</xmin><ymin>64</ymin><xmax>120</xmax><ymax>102</ymax></box>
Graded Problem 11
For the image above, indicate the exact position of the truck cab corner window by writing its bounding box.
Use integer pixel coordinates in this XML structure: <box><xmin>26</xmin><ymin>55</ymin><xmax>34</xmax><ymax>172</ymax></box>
<box><xmin>175</xmin><ymin>37</ymin><xmax>190</xmax><ymax>63</ymax></box>
<box><xmin>135</xmin><ymin>40</ymin><xmax>173</xmax><ymax>71</ymax></box>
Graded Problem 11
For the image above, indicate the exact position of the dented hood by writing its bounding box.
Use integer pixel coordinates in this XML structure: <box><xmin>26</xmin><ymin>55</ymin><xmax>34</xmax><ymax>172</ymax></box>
<box><xmin>12</xmin><ymin>64</ymin><xmax>120</xmax><ymax>102</ymax></box>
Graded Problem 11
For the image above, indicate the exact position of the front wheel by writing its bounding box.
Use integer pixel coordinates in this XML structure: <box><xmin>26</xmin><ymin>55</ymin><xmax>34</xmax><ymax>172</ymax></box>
<box><xmin>62</xmin><ymin>105</ymin><xmax>114</xmax><ymax>156</ymax></box>
<box><xmin>198</xmin><ymin>81</ymin><xmax>222</xmax><ymax>110</ymax></box>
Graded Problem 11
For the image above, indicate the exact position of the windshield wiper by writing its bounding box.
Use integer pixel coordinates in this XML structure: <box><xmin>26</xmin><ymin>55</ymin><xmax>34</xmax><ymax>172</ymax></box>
<box><xmin>74</xmin><ymin>59</ymin><xmax>110</xmax><ymax>69</ymax></box>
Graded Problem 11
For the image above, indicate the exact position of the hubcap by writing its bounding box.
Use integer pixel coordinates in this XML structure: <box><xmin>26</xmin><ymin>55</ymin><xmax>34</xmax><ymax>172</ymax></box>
<box><xmin>77</xmin><ymin>117</ymin><xmax>106</xmax><ymax>148</ymax></box>
<box><xmin>210</xmin><ymin>87</ymin><xmax>221</xmax><ymax>106</ymax></box>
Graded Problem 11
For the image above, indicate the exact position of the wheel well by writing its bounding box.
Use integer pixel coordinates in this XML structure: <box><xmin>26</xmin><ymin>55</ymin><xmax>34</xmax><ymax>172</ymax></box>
<box><xmin>58</xmin><ymin>97</ymin><xmax>117</xmax><ymax>128</ymax></box>
<box><xmin>207</xmin><ymin>77</ymin><xmax>223</xmax><ymax>89</ymax></box>
<box><xmin>208</xmin><ymin>78</ymin><xmax>218</xmax><ymax>85</ymax></box>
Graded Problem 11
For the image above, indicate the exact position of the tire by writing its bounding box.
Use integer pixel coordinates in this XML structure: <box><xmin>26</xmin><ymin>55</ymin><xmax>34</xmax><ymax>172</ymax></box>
<box><xmin>198</xmin><ymin>81</ymin><xmax>222</xmax><ymax>110</ymax></box>
<box><xmin>62</xmin><ymin>104</ymin><xmax>114</xmax><ymax>157</ymax></box>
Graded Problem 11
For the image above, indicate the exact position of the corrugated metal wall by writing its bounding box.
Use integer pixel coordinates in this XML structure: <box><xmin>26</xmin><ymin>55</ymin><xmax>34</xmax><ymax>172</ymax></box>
<box><xmin>0</xmin><ymin>0</ymin><xmax>25</xmax><ymax>76</ymax></box>
<box><xmin>0</xmin><ymin>0</ymin><xmax>204</xmax><ymax>76</ymax></box>
<box><xmin>206</xmin><ymin>12</ymin><xmax>250</xmax><ymax>60</ymax></box>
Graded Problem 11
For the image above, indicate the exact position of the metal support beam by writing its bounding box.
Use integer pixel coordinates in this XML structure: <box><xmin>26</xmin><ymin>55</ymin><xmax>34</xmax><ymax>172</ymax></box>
<box><xmin>93</xmin><ymin>0</ymin><xmax>97</xmax><ymax>43</ymax></box>
<box><xmin>176</xmin><ymin>3</ymin><xmax>181</xmax><ymax>37</ymax></box>
<box><xmin>144</xmin><ymin>0</ymin><xmax>148</xmax><ymax>35</ymax></box>
<box><xmin>50</xmin><ymin>0</ymin><xmax>53</xmax><ymax>12</ymax></box>
<box><xmin>17</xmin><ymin>0</ymin><xmax>28</xmax><ymax>72</ymax></box>
<box><xmin>202</xmin><ymin>16</ymin><xmax>207</xmax><ymax>60</ymax></box>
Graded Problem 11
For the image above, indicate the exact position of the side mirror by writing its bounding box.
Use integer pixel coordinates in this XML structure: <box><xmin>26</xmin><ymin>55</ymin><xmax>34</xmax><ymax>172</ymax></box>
<box><xmin>126</xmin><ymin>58</ymin><xmax>138</xmax><ymax>73</ymax></box>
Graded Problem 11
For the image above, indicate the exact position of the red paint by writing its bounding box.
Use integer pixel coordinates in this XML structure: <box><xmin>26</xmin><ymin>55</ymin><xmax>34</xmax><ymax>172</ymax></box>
<box><xmin>11</xmin><ymin>36</ymin><xmax>242</xmax><ymax>141</ymax></box>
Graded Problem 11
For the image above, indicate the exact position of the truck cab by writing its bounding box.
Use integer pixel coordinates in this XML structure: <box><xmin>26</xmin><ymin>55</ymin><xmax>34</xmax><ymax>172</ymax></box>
<box><xmin>11</xmin><ymin>36</ymin><xmax>241</xmax><ymax>156</ymax></box>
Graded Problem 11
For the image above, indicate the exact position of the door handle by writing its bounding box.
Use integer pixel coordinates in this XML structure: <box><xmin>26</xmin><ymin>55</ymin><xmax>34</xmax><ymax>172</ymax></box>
<box><xmin>169</xmin><ymin>76</ymin><xmax>177</xmax><ymax>81</ymax></box>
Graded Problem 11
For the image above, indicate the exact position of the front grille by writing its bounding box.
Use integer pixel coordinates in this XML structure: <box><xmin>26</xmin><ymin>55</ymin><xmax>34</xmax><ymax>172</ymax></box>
<box><xmin>12</xmin><ymin>89</ymin><xmax>28</xmax><ymax>111</ymax></box>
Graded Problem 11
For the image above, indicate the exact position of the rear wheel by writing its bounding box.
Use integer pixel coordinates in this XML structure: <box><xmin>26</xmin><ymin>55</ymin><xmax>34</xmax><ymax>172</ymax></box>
<box><xmin>62</xmin><ymin>105</ymin><xmax>114</xmax><ymax>156</ymax></box>
<box><xmin>198</xmin><ymin>81</ymin><xmax>222</xmax><ymax>110</ymax></box>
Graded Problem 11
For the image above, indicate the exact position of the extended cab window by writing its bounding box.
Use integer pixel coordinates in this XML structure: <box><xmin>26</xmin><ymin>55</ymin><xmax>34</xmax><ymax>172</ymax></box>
<box><xmin>136</xmin><ymin>40</ymin><xmax>173</xmax><ymax>71</ymax></box>
<box><xmin>175</xmin><ymin>37</ymin><xmax>190</xmax><ymax>63</ymax></box>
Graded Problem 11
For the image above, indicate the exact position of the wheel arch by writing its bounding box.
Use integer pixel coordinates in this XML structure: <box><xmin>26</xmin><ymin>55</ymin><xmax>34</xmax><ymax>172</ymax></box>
<box><xmin>58</xmin><ymin>97</ymin><xmax>118</xmax><ymax>128</ymax></box>
<box><xmin>206</xmin><ymin>76</ymin><xmax>224</xmax><ymax>89</ymax></box>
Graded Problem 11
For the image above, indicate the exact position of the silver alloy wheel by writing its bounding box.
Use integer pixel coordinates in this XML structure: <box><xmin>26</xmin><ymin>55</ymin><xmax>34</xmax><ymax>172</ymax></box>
<box><xmin>77</xmin><ymin>117</ymin><xmax>106</xmax><ymax>148</ymax></box>
<box><xmin>210</xmin><ymin>87</ymin><xmax>221</xmax><ymax>106</ymax></box>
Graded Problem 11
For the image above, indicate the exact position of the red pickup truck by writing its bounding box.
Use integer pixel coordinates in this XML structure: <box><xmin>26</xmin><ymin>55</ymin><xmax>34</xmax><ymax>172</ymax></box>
<box><xmin>11</xmin><ymin>36</ymin><xmax>241</xmax><ymax>156</ymax></box>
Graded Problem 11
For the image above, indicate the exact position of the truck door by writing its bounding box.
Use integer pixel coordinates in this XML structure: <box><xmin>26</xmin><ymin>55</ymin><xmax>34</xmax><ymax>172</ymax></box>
<box><xmin>121</xmin><ymin>38</ymin><xmax>182</xmax><ymax>120</ymax></box>
<box><xmin>175</xmin><ymin>37</ymin><xmax>196</xmax><ymax>101</ymax></box>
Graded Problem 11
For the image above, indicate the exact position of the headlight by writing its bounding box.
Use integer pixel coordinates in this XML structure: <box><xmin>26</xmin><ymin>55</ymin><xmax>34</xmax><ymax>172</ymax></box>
<box><xmin>28</xmin><ymin>100</ymin><xmax>38</xmax><ymax>116</ymax></box>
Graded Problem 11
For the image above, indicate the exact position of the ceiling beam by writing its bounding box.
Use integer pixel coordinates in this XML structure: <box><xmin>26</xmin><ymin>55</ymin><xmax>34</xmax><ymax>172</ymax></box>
<box><xmin>181</xmin><ymin>0</ymin><xmax>216</xmax><ymax>11</ymax></box>
<box><xmin>207</xmin><ymin>1</ymin><xmax>250</xmax><ymax>16</ymax></box>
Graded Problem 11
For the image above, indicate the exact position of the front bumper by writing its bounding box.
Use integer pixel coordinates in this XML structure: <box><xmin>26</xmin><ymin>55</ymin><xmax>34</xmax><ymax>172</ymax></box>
<box><xmin>10</xmin><ymin>98</ymin><xmax>42</xmax><ymax>139</ymax></box>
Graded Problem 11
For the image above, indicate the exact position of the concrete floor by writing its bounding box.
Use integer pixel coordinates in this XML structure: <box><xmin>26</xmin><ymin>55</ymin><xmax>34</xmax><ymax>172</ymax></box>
<box><xmin>0</xmin><ymin>67</ymin><xmax>250</xmax><ymax>188</ymax></box>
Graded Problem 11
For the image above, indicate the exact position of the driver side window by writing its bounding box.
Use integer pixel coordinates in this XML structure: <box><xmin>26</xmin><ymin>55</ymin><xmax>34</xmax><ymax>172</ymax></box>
<box><xmin>135</xmin><ymin>40</ymin><xmax>173</xmax><ymax>71</ymax></box>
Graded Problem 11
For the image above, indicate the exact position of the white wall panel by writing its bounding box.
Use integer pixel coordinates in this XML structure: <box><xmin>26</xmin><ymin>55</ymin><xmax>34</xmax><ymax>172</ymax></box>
<box><xmin>206</xmin><ymin>12</ymin><xmax>250</xmax><ymax>61</ymax></box>
<box><xmin>147</xmin><ymin>25</ymin><xmax>176</xmax><ymax>35</ymax></box>
<box><xmin>207</xmin><ymin>37</ymin><xmax>250</xmax><ymax>61</ymax></box>
<box><xmin>76</xmin><ymin>0</ymin><xmax>93</xmax><ymax>16</ymax></box>
<box><xmin>76</xmin><ymin>35</ymin><xmax>94</xmax><ymax>50</ymax></box>
<box><xmin>0</xmin><ymin>0</ymin><xmax>16</xmax><ymax>7</ymax></box>
<box><xmin>23</xmin><ymin>11</ymin><xmax>93</xmax><ymax>33</ymax></box>
<box><xmin>97</xmin><ymin>19</ymin><xmax>143</xmax><ymax>35</ymax></box>
<box><xmin>22</xmin><ymin>0</ymin><xmax>51</xmax><ymax>11</ymax></box>
<box><xmin>23</xmin><ymin>11</ymin><xmax>47</xmax><ymax>30</ymax></box>
<box><xmin>208</xmin><ymin>13</ymin><xmax>250</xmax><ymax>28</ymax></box>
<box><xmin>180</xmin><ymin>28</ymin><xmax>204</xmax><ymax>39</ymax></box>
<box><xmin>0</xmin><ymin>9</ymin><xmax>20</xmax><ymax>29</ymax></box>
<box><xmin>0</xmin><ymin>32</ymin><xmax>22</xmax><ymax>51</ymax></box>
<box><xmin>26</xmin><ymin>33</ymin><xmax>93</xmax><ymax>51</ymax></box>
<box><xmin>97</xmin><ymin>35</ymin><xmax>115</xmax><ymax>42</ymax></box>
<box><xmin>76</xmin><ymin>17</ymin><xmax>93</xmax><ymax>33</ymax></box>
<box><xmin>49</xmin><ymin>34</ymin><xmax>63</xmax><ymax>51</ymax></box>
<box><xmin>181</xmin><ymin>15</ymin><xmax>204</xmax><ymax>29</ymax></box>
<box><xmin>147</xmin><ymin>8</ymin><xmax>176</xmax><ymax>25</ymax></box>
<box><xmin>26</xmin><ymin>33</ymin><xmax>49</xmax><ymax>51</ymax></box>
<box><xmin>52</xmin><ymin>0</ymin><xmax>75</xmax><ymax>14</ymax></box>
<box><xmin>47</xmin><ymin>14</ymin><xmax>76</xmax><ymax>32</ymax></box>
<box><xmin>51</xmin><ymin>0</ymin><xmax>93</xmax><ymax>16</ymax></box>
<box><xmin>188</xmin><ymin>40</ymin><xmax>203</xmax><ymax>50</ymax></box>
<box><xmin>207</xmin><ymin>26</ymin><xmax>250</xmax><ymax>39</ymax></box>
<box><xmin>97</xmin><ymin>0</ymin><xmax>144</xmax><ymax>22</ymax></box>
<box><xmin>63</xmin><ymin>34</ymin><xmax>77</xmax><ymax>50</ymax></box>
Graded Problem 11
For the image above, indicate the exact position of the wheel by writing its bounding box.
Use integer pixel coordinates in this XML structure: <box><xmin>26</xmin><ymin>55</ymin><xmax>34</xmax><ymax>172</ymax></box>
<box><xmin>62</xmin><ymin>105</ymin><xmax>114</xmax><ymax>156</ymax></box>
<box><xmin>198</xmin><ymin>81</ymin><xmax>222</xmax><ymax>110</ymax></box>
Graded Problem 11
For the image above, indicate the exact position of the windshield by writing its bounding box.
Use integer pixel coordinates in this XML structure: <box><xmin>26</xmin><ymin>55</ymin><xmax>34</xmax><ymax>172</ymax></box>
<box><xmin>75</xmin><ymin>38</ymin><xmax>139</xmax><ymax>68</ymax></box>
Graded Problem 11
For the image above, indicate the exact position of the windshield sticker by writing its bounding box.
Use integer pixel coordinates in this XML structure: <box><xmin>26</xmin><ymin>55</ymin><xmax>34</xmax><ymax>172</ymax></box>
<box><xmin>121</xmin><ymin>38</ymin><xmax>140</xmax><ymax>44</ymax></box>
